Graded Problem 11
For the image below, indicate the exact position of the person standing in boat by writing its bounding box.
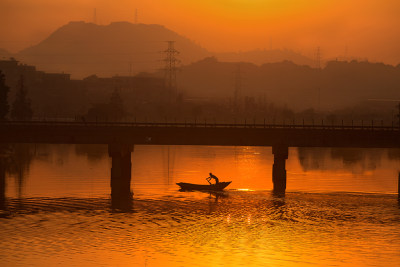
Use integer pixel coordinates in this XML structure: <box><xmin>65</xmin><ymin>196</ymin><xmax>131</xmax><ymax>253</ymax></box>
<box><xmin>206</xmin><ymin>173</ymin><xmax>219</xmax><ymax>184</ymax></box>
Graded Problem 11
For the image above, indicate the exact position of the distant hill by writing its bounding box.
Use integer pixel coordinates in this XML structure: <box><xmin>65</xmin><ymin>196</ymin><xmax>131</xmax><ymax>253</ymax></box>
<box><xmin>216</xmin><ymin>49</ymin><xmax>314</xmax><ymax>67</ymax></box>
<box><xmin>17</xmin><ymin>21</ymin><xmax>210</xmax><ymax>78</ymax></box>
<box><xmin>178</xmin><ymin>57</ymin><xmax>400</xmax><ymax>110</ymax></box>
<box><xmin>12</xmin><ymin>21</ymin><xmax>399</xmax><ymax>112</ymax></box>
<box><xmin>15</xmin><ymin>21</ymin><xmax>318</xmax><ymax>78</ymax></box>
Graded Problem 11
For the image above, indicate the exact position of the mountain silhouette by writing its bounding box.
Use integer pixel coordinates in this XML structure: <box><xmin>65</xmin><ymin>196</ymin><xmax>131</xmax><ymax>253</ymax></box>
<box><xmin>216</xmin><ymin>49</ymin><xmax>314</xmax><ymax>67</ymax></box>
<box><xmin>14</xmin><ymin>21</ymin><xmax>317</xmax><ymax>78</ymax></box>
<box><xmin>178</xmin><ymin>57</ymin><xmax>400</xmax><ymax>110</ymax></box>
<box><xmin>17</xmin><ymin>21</ymin><xmax>210</xmax><ymax>78</ymax></box>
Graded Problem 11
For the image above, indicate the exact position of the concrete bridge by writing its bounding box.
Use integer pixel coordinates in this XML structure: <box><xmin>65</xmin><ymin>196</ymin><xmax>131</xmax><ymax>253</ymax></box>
<box><xmin>1</xmin><ymin>120</ymin><xmax>399</xmax><ymax>205</ymax></box>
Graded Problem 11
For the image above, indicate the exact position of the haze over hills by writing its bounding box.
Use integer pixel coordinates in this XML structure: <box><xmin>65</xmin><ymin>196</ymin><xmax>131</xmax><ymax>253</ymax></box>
<box><xmin>216</xmin><ymin>49</ymin><xmax>314</xmax><ymax>67</ymax></box>
<box><xmin>1</xmin><ymin>53</ymin><xmax>400</xmax><ymax>119</ymax></box>
<box><xmin>178</xmin><ymin>57</ymin><xmax>400</xmax><ymax>111</ymax></box>
<box><xmin>2</xmin><ymin>20</ymin><xmax>399</xmax><ymax>113</ymax></box>
<box><xmin>16</xmin><ymin>21</ymin><xmax>210</xmax><ymax>78</ymax></box>
<box><xmin>12</xmin><ymin>21</ymin><xmax>316</xmax><ymax>78</ymax></box>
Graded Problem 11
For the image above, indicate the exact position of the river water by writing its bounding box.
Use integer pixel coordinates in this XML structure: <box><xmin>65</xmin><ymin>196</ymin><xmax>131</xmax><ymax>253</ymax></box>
<box><xmin>1</xmin><ymin>145</ymin><xmax>399</xmax><ymax>266</ymax></box>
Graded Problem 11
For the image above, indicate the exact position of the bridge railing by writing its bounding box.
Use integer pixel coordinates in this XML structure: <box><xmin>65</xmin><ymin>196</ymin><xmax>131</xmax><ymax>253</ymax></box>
<box><xmin>2</xmin><ymin>120</ymin><xmax>400</xmax><ymax>131</ymax></box>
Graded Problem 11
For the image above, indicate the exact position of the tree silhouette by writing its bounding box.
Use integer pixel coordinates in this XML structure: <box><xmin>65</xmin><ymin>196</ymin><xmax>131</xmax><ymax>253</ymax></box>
<box><xmin>11</xmin><ymin>75</ymin><xmax>33</xmax><ymax>120</ymax></box>
<box><xmin>0</xmin><ymin>70</ymin><xmax>10</xmax><ymax>121</ymax></box>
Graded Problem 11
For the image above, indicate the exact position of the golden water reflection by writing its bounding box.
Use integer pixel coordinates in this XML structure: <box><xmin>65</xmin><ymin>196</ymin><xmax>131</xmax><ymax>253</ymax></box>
<box><xmin>4</xmin><ymin>145</ymin><xmax>399</xmax><ymax>198</ymax></box>
<box><xmin>1</xmin><ymin>145</ymin><xmax>400</xmax><ymax>266</ymax></box>
<box><xmin>1</xmin><ymin>191</ymin><xmax>399</xmax><ymax>266</ymax></box>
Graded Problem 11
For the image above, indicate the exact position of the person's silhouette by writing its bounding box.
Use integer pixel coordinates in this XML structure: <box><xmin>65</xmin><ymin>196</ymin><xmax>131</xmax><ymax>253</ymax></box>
<box><xmin>206</xmin><ymin>172</ymin><xmax>219</xmax><ymax>184</ymax></box>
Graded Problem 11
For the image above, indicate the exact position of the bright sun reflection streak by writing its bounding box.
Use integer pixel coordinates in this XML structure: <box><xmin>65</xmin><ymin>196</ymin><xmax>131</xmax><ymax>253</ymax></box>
<box><xmin>237</xmin><ymin>188</ymin><xmax>253</xmax><ymax>191</ymax></box>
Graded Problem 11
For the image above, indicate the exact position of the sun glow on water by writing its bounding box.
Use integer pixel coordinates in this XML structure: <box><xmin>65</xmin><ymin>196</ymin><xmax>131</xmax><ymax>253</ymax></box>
<box><xmin>237</xmin><ymin>188</ymin><xmax>253</xmax><ymax>191</ymax></box>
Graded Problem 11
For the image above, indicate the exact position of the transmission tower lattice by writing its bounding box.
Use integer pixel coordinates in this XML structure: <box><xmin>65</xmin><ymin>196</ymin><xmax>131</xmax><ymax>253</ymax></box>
<box><xmin>163</xmin><ymin>41</ymin><xmax>180</xmax><ymax>101</ymax></box>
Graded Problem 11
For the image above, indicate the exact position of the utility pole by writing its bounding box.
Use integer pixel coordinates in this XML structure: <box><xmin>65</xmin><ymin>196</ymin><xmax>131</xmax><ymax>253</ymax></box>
<box><xmin>162</xmin><ymin>41</ymin><xmax>180</xmax><ymax>102</ymax></box>
<box><xmin>315</xmin><ymin>47</ymin><xmax>322</xmax><ymax>113</ymax></box>
<box><xmin>233</xmin><ymin>63</ymin><xmax>243</xmax><ymax>112</ymax></box>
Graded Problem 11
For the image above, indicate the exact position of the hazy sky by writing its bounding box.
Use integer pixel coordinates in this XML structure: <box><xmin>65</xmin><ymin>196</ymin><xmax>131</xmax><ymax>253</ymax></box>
<box><xmin>1</xmin><ymin>0</ymin><xmax>400</xmax><ymax>64</ymax></box>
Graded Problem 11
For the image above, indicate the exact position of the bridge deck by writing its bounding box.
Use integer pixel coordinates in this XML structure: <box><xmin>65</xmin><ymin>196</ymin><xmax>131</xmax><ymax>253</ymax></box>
<box><xmin>1</xmin><ymin>121</ymin><xmax>399</xmax><ymax>148</ymax></box>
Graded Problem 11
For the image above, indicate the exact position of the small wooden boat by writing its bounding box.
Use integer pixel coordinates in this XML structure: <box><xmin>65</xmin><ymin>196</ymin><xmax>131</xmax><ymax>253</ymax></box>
<box><xmin>176</xmin><ymin>181</ymin><xmax>231</xmax><ymax>191</ymax></box>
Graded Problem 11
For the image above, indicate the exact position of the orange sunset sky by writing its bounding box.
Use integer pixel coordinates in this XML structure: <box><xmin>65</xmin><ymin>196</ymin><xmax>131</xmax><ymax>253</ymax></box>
<box><xmin>1</xmin><ymin>0</ymin><xmax>400</xmax><ymax>64</ymax></box>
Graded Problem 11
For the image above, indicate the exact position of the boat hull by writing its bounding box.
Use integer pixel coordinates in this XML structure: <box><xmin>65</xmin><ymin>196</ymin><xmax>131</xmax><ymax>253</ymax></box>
<box><xmin>176</xmin><ymin>181</ymin><xmax>231</xmax><ymax>191</ymax></box>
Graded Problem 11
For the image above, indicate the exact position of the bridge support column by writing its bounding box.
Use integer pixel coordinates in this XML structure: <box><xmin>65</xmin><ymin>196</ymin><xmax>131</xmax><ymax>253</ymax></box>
<box><xmin>108</xmin><ymin>144</ymin><xmax>133</xmax><ymax>211</ymax></box>
<box><xmin>272</xmin><ymin>145</ymin><xmax>289</xmax><ymax>194</ymax></box>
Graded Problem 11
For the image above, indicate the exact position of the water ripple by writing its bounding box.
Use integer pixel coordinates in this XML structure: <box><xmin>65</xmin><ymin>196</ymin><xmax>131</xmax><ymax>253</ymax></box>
<box><xmin>1</xmin><ymin>191</ymin><xmax>399</xmax><ymax>266</ymax></box>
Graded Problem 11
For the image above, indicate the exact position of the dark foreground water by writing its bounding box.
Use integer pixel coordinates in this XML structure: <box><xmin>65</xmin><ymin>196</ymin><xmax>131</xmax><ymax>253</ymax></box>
<box><xmin>1</xmin><ymin>145</ymin><xmax>399</xmax><ymax>266</ymax></box>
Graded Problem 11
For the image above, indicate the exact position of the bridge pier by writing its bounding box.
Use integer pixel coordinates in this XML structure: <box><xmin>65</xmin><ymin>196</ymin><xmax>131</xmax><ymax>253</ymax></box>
<box><xmin>272</xmin><ymin>145</ymin><xmax>289</xmax><ymax>194</ymax></box>
<box><xmin>108</xmin><ymin>144</ymin><xmax>133</xmax><ymax>211</ymax></box>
